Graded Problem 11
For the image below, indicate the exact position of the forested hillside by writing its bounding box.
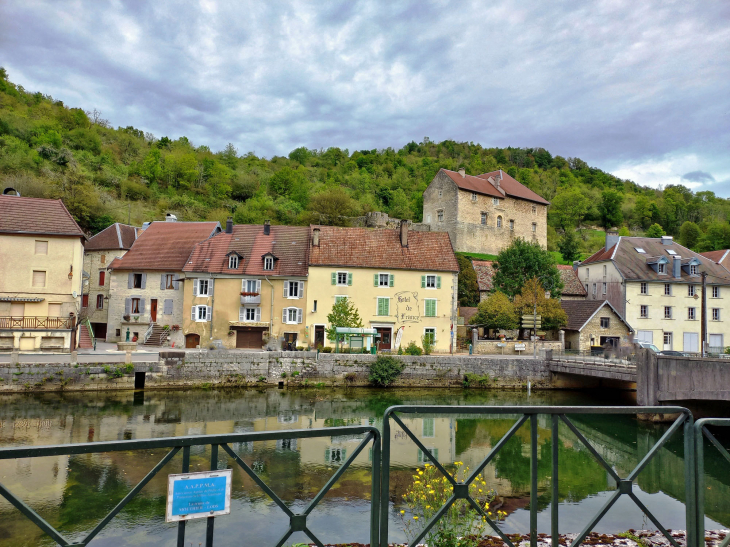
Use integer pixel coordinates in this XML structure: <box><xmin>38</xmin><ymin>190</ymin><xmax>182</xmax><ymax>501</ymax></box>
<box><xmin>2</xmin><ymin>68</ymin><xmax>729</xmax><ymax>256</ymax></box>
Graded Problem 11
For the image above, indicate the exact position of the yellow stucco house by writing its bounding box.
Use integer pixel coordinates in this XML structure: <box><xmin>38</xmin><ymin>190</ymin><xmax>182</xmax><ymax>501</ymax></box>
<box><xmin>182</xmin><ymin>220</ymin><xmax>310</xmax><ymax>349</ymax></box>
<box><xmin>306</xmin><ymin>222</ymin><xmax>459</xmax><ymax>353</ymax></box>
<box><xmin>0</xmin><ymin>193</ymin><xmax>85</xmax><ymax>351</ymax></box>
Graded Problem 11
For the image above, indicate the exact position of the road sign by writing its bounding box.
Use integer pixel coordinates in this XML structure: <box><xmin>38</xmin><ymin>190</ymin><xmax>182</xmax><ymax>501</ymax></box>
<box><xmin>522</xmin><ymin>321</ymin><xmax>541</xmax><ymax>328</ymax></box>
<box><xmin>521</xmin><ymin>315</ymin><xmax>541</xmax><ymax>321</ymax></box>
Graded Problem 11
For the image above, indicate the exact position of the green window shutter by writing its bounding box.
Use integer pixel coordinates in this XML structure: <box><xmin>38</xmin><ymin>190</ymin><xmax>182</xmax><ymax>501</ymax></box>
<box><xmin>436</xmin><ymin>276</ymin><xmax>442</xmax><ymax>289</ymax></box>
<box><xmin>374</xmin><ymin>274</ymin><xmax>378</xmax><ymax>287</ymax></box>
<box><xmin>377</xmin><ymin>298</ymin><xmax>383</xmax><ymax>316</ymax></box>
<box><xmin>331</xmin><ymin>272</ymin><xmax>336</xmax><ymax>285</ymax></box>
<box><xmin>384</xmin><ymin>298</ymin><xmax>389</xmax><ymax>316</ymax></box>
<box><xmin>389</xmin><ymin>274</ymin><xmax>394</xmax><ymax>287</ymax></box>
<box><xmin>325</xmin><ymin>448</ymin><xmax>330</xmax><ymax>462</ymax></box>
<box><xmin>426</xmin><ymin>299</ymin><xmax>435</xmax><ymax>317</ymax></box>
<box><xmin>421</xmin><ymin>275</ymin><xmax>426</xmax><ymax>288</ymax></box>
<box><xmin>347</xmin><ymin>273</ymin><xmax>353</xmax><ymax>286</ymax></box>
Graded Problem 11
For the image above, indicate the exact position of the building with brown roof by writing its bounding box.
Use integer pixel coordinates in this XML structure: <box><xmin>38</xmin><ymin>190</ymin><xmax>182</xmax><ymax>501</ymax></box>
<box><xmin>422</xmin><ymin>168</ymin><xmax>549</xmax><ymax>255</ymax></box>
<box><xmin>701</xmin><ymin>250</ymin><xmax>730</xmax><ymax>272</ymax></box>
<box><xmin>306</xmin><ymin>222</ymin><xmax>459</xmax><ymax>353</ymax></box>
<box><xmin>106</xmin><ymin>219</ymin><xmax>220</xmax><ymax>345</ymax></box>
<box><xmin>182</xmin><ymin>220</ymin><xmax>310</xmax><ymax>350</ymax></box>
<box><xmin>560</xmin><ymin>300</ymin><xmax>632</xmax><ymax>351</ymax></box>
<box><xmin>0</xmin><ymin>195</ymin><xmax>85</xmax><ymax>352</ymax></box>
<box><xmin>578</xmin><ymin>232</ymin><xmax>730</xmax><ymax>353</ymax></box>
<box><xmin>81</xmin><ymin>223</ymin><xmax>141</xmax><ymax>340</ymax></box>
<box><xmin>471</xmin><ymin>260</ymin><xmax>586</xmax><ymax>301</ymax></box>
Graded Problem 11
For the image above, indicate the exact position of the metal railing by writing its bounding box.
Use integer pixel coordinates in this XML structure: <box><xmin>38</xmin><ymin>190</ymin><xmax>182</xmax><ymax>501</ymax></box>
<box><xmin>380</xmin><ymin>405</ymin><xmax>695</xmax><ymax>547</ymax></box>
<box><xmin>0</xmin><ymin>316</ymin><xmax>74</xmax><ymax>329</ymax></box>
<box><xmin>0</xmin><ymin>425</ymin><xmax>381</xmax><ymax>547</ymax></box>
<box><xmin>550</xmin><ymin>347</ymin><xmax>637</xmax><ymax>366</ymax></box>
<box><xmin>142</xmin><ymin>322</ymin><xmax>154</xmax><ymax>344</ymax></box>
<box><xmin>695</xmin><ymin>418</ymin><xmax>730</xmax><ymax>547</ymax></box>
<box><xmin>82</xmin><ymin>317</ymin><xmax>96</xmax><ymax>351</ymax></box>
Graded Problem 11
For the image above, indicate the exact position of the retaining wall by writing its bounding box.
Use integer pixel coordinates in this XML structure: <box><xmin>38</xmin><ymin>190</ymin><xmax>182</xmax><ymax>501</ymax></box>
<box><xmin>0</xmin><ymin>351</ymin><xmax>551</xmax><ymax>392</ymax></box>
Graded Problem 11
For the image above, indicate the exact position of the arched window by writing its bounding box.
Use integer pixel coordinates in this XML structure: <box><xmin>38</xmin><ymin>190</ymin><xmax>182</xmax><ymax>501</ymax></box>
<box><xmin>497</xmin><ymin>216</ymin><xmax>502</xmax><ymax>228</ymax></box>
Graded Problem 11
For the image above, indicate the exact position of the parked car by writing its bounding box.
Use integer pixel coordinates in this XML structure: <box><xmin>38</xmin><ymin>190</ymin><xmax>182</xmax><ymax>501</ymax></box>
<box><xmin>658</xmin><ymin>350</ymin><xmax>688</xmax><ymax>357</ymax></box>
<box><xmin>635</xmin><ymin>341</ymin><xmax>660</xmax><ymax>353</ymax></box>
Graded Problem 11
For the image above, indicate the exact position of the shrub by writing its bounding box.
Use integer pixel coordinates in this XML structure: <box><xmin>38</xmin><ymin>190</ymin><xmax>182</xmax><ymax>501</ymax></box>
<box><xmin>463</xmin><ymin>373</ymin><xmax>491</xmax><ymax>388</ymax></box>
<box><xmin>281</xmin><ymin>372</ymin><xmax>287</xmax><ymax>378</ymax></box>
<box><xmin>368</xmin><ymin>356</ymin><xmax>404</xmax><ymax>387</ymax></box>
<box><xmin>421</xmin><ymin>335</ymin><xmax>434</xmax><ymax>355</ymax></box>
<box><xmin>320</xmin><ymin>347</ymin><xmax>332</xmax><ymax>353</ymax></box>
<box><xmin>403</xmin><ymin>342</ymin><xmax>422</xmax><ymax>356</ymax></box>
<box><xmin>292</xmin><ymin>371</ymin><xmax>300</xmax><ymax>377</ymax></box>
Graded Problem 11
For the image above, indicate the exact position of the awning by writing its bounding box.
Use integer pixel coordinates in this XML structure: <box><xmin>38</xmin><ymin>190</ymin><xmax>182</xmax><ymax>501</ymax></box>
<box><xmin>0</xmin><ymin>297</ymin><xmax>45</xmax><ymax>302</ymax></box>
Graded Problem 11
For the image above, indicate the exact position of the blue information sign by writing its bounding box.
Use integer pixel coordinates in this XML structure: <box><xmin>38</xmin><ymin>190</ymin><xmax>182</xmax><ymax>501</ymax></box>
<box><xmin>166</xmin><ymin>469</ymin><xmax>232</xmax><ymax>522</ymax></box>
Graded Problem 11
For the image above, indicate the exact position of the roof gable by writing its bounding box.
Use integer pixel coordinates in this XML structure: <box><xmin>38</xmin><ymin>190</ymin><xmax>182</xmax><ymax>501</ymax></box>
<box><xmin>560</xmin><ymin>300</ymin><xmax>631</xmax><ymax>332</ymax></box>
<box><xmin>0</xmin><ymin>195</ymin><xmax>85</xmax><ymax>237</ymax></box>
<box><xmin>85</xmin><ymin>223</ymin><xmax>139</xmax><ymax>250</ymax></box>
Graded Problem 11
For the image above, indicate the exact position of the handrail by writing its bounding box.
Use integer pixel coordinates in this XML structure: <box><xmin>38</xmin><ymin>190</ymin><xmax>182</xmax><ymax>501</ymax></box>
<box><xmin>142</xmin><ymin>322</ymin><xmax>154</xmax><ymax>344</ymax></box>
<box><xmin>83</xmin><ymin>317</ymin><xmax>96</xmax><ymax>351</ymax></box>
<box><xmin>695</xmin><ymin>418</ymin><xmax>730</xmax><ymax>547</ymax></box>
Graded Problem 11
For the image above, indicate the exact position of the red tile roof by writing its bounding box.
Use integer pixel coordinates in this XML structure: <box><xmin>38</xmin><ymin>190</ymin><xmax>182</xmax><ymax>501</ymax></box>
<box><xmin>440</xmin><ymin>169</ymin><xmax>549</xmax><ymax>205</ymax></box>
<box><xmin>700</xmin><ymin>250</ymin><xmax>730</xmax><ymax>264</ymax></box>
<box><xmin>109</xmin><ymin>221</ymin><xmax>220</xmax><ymax>271</ymax></box>
<box><xmin>472</xmin><ymin>260</ymin><xmax>585</xmax><ymax>297</ymax></box>
<box><xmin>85</xmin><ymin>223</ymin><xmax>140</xmax><ymax>251</ymax></box>
<box><xmin>309</xmin><ymin>226</ymin><xmax>458</xmax><ymax>272</ymax></box>
<box><xmin>0</xmin><ymin>195</ymin><xmax>84</xmax><ymax>237</ymax></box>
<box><xmin>557</xmin><ymin>265</ymin><xmax>587</xmax><ymax>296</ymax></box>
<box><xmin>184</xmin><ymin>225</ymin><xmax>310</xmax><ymax>276</ymax></box>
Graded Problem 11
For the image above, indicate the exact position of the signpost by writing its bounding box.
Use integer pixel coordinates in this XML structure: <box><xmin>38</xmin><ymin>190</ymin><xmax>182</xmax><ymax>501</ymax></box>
<box><xmin>166</xmin><ymin>469</ymin><xmax>232</xmax><ymax>523</ymax></box>
<box><xmin>522</xmin><ymin>314</ymin><xmax>542</xmax><ymax>359</ymax></box>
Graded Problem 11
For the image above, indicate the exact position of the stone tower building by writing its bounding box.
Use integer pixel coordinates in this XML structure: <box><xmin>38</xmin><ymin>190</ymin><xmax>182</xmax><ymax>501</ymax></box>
<box><xmin>422</xmin><ymin>168</ymin><xmax>549</xmax><ymax>255</ymax></box>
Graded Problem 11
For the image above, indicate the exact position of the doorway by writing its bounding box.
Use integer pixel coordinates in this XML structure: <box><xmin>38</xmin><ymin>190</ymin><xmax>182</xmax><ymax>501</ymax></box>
<box><xmin>314</xmin><ymin>325</ymin><xmax>325</xmax><ymax>348</ymax></box>
<box><xmin>375</xmin><ymin>327</ymin><xmax>392</xmax><ymax>351</ymax></box>
<box><xmin>663</xmin><ymin>332</ymin><xmax>672</xmax><ymax>351</ymax></box>
<box><xmin>185</xmin><ymin>333</ymin><xmax>200</xmax><ymax>348</ymax></box>
<box><xmin>150</xmin><ymin>299</ymin><xmax>158</xmax><ymax>322</ymax></box>
<box><xmin>236</xmin><ymin>328</ymin><xmax>263</xmax><ymax>349</ymax></box>
<box><xmin>283</xmin><ymin>332</ymin><xmax>298</xmax><ymax>351</ymax></box>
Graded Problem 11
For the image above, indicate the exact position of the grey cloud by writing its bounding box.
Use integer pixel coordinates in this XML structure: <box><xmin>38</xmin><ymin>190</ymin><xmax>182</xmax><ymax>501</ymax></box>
<box><xmin>682</xmin><ymin>171</ymin><xmax>716</xmax><ymax>183</ymax></box>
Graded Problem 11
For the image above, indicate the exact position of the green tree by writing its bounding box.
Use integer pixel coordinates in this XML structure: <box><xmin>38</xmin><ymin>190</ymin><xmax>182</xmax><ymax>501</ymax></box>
<box><xmin>300</xmin><ymin>187</ymin><xmax>357</xmax><ymax>226</ymax></box>
<box><xmin>219</xmin><ymin>143</ymin><xmax>238</xmax><ymax>170</ymax></box>
<box><xmin>679</xmin><ymin>221</ymin><xmax>701</xmax><ymax>249</ymax></box>
<box><xmin>558</xmin><ymin>230</ymin><xmax>581</xmax><ymax>263</ymax></box>
<box><xmin>598</xmin><ymin>189</ymin><xmax>623</xmax><ymax>229</ymax></box>
<box><xmin>470</xmin><ymin>292</ymin><xmax>518</xmax><ymax>330</ymax></box>
<box><xmin>514</xmin><ymin>278</ymin><xmax>567</xmax><ymax>330</ymax></box>
<box><xmin>456</xmin><ymin>255</ymin><xmax>480</xmax><ymax>307</ymax></box>
<box><xmin>268</xmin><ymin>166</ymin><xmax>305</xmax><ymax>197</ymax></box>
<box><xmin>232</xmin><ymin>193</ymin><xmax>276</xmax><ymax>224</ymax></box>
<box><xmin>326</xmin><ymin>299</ymin><xmax>364</xmax><ymax>343</ymax></box>
<box><xmin>550</xmin><ymin>188</ymin><xmax>590</xmax><ymax>230</ymax></box>
<box><xmin>645</xmin><ymin>223</ymin><xmax>666</xmax><ymax>238</ymax></box>
<box><xmin>493</xmin><ymin>239</ymin><xmax>563</xmax><ymax>298</ymax></box>
<box><xmin>697</xmin><ymin>222</ymin><xmax>730</xmax><ymax>252</ymax></box>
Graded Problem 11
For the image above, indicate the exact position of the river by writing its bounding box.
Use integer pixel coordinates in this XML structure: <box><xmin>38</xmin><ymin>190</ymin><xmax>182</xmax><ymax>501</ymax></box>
<box><xmin>0</xmin><ymin>387</ymin><xmax>727</xmax><ymax>546</ymax></box>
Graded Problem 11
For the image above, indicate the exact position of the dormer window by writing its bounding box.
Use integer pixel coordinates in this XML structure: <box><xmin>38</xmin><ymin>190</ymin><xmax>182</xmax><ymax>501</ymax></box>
<box><xmin>658</xmin><ymin>263</ymin><xmax>666</xmax><ymax>274</ymax></box>
<box><xmin>229</xmin><ymin>255</ymin><xmax>239</xmax><ymax>269</ymax></box>
<box><xmin>264</xmin><ymin>256</ymin><xmax>274</xmax><ymax>270</ymax></box>
<box><xmin>690</xmin><ymin>264</ymin><xmax>698</xmax><ymax>275</ymax></box>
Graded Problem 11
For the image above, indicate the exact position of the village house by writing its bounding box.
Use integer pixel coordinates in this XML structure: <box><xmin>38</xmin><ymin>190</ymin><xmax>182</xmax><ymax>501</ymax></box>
<box><xmin>701</xmin><ymin>249</ymin><xmax>730</xmax><ymax>272</ymax></box>
<box><xmin>306</xmin><ymin>222</ymin><xmax>459</xmax><ymax>353</ymax></box>
<box><xmin>578</xmin><ymin>233</ymin><xmax>730</xmax><ymax>353</ymax></box>
<box><xmin>471</xmin><ymin>260</ymin><xmax>586</xmax><ymax>301</ymax></box>
<box><xmin>81</xmin><ymin>223</ymin><xmax>140</xmax><ymax>343</ymax></box>
<box><xmin>0</xmin><ymin>193</ymin><xmax>85</xmax><ymax>352</ymax></box>
<box><xmin>106</xmin><ymin>218</ymin><xmax>220</xmax><ymax>346</ymax></box>
<box><xmin>560</xmin><ymin>300</ymin><xmax>632</xmax><ymax>351</ymax></box>
<box><xmin>182</xmin><ymin>219</ymin><xmax>309</xmax><ymax>350</ymax></box>
<box><xmin>422</xmin><ymin>168</ymin><xmax>549</xmax><ymax>255</ymax></box>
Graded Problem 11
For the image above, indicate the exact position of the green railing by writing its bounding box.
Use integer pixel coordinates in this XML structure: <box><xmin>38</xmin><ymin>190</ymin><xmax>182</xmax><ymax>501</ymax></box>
<box><xmin>380</xmin><ymin>405</ymin><xmax>696</xmax><ymax>547</ymax></box>
<box><xmin>695</xmin><ymin>418</ymin><xmax>730</xmax><ymax>547</ymax></box>
<box><xmin>82</xmin><ymin>317</ymin><xmax>96</xmax><ymax>350</ymax></box>
<box><xmin>0</xmin><ymin>425</ymin><xmax>381</xmax><ymax>547</ymax></box>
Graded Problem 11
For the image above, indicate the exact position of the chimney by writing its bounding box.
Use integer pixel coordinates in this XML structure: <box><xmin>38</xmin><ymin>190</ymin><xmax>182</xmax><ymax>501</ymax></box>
<box><xmin>661</xmin><ymin>235</ymin><xmax>673</xmax><ymax>245</ymax></box>
<box><xmin>605</xmin><ymin>229</ymin><xmax>619</xmax><ymax>252</ymax></box>
<box><xmin>573</xmin><ymin>260</ymin><xmax>581</xmax><ymax>271</ymax></box>
<box><xmin>458</xmin><ymin>168</ymin><xmax>465</xmax><ymax>178</ymax></box>
<box><xmin>225</xmin><ymin>217</ymin><xmax>233</xmax><ymax>234</ymax></box>
<box><xmin>165</xmin><ymin>213</ymin><xmax>177</xmax><ymax>222</ymax></box>
<box><xmin>400</xmin><ymin>220</ymin><xmax>409</xmax><ymax>247</ymax></box>
<box><xmin>673</xmin><ymin>255</ymin><xmax>682</xmax><ymax>278</ymax></box>
<box><xmin>312</xmin><ymin>228</ymin><xmax>320</xmax><ymax>247</ymax></box>
<box><xmin>263</xmin><ymin>220</ymin><xmax>270</xmax><ymax>236</ymax></box>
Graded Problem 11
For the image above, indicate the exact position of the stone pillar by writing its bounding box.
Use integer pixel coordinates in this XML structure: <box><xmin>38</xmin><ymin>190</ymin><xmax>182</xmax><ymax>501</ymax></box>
<box><xmin>125</xmin><ymin>350</ymin><xmax>132</xmax><ymax>364</ymax></box>
<box><xmin>10</xmin><ymin>350</ymin><xmax>19</xmax><ymax>365</ymax></box>
<box><xmin>70</xmin><ymin>351</ymin><xmax>78</xmax><ymax>365</ymax></box>
<box><xmin>472</xmin><ymin>328</ymin><xmax>477</xmax><ymax>348</ymax></box>
<box><xmin>559</xmin><ymin>330</ymin><xmax>565</xmax><ymax>349</ymax></box>
<box><xmin>636</xmin><ymin>348</ymin><xmax>658</xmax><ymax>406</ymax></box>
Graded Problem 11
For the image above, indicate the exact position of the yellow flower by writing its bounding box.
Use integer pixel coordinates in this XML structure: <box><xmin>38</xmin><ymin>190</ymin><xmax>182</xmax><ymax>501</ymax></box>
<box><xmin>413</xmin><ymin>516</ymin><xmax>419</xmax><ymax>520</ymax></box>
<box><xmin>429</xmin><ymin>490</ymin><xmax>435</xmax><ymax>494</ymax></box>
<box><xmin>400</xmin><ymin>510</ymin><xmax>405</xmax><ymax>514</ymax></box>
<box><xmin>414</xmin><ymin>480</ymin><xmax>421</xmax><ymax>484</ymax></box>
<box><xmin>488</xmin><ymin>511</ymin><xmax>492</xmax><ymax>516</ymax></box>
<box><xmin>478</xmin><ymin>489</ymin><xmax>482</xmax><ymax>493</ymax></box>
<box><xmin>426</xmin><ymin>505</ymin><xmax>431</xmax><ymax>509</ymax></box>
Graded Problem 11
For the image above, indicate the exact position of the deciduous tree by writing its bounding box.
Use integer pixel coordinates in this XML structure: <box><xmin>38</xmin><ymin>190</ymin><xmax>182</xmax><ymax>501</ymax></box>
<box><xmin>493</xmin><ymin>239</ymin><xmax>563</xmax><ymax>298</ymax></box>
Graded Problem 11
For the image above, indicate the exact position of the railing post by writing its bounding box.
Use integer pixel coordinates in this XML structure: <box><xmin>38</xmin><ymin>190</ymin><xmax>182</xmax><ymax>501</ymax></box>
<box><xmin>177</xmin><ymin>445</ymin><xmax>190</xmax><ymax>547</ymax></box>
<box><xmin>683</xmin><ymin>415</ymin><xmax>697</xmax><ymax>547</ymax></box>
<box><xmin>207</xmin><ymin>444</ymin><xmax>218</xmax><ymax>547</ymax></box>
<box><xmin>370</xmin><ymin>433</ymin><xmax>381</xmax><ymax>547</ymax></box>
<box><xmin>552</xmin><ymin>414</ymin><xmax>559</xmax><ymax>546</ymax></box>
<box><xmin>380</xmin><ymin>412</ymin><xmax>391</xmax><ymax>547</ymax></box>
<box><xmin>695</xmin><ymin>422</ymin><xmax>704</xmax><ymax>547</ymax></box>
<box><xmin>530</xmin><ymin>414</ymin><xmax>538</xmax><ymax>547</ymax></box>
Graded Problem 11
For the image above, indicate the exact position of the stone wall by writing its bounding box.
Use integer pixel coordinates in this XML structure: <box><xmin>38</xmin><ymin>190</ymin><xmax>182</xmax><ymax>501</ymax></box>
<box><xmin>473</xmin><ymin>339</ymin><xmax>562</xmax><ymax>356</ymax></box>
<box><xmin>0</xmin><ymin>351</ymin><xmax>552</xmax><ymax>392</ymax></box>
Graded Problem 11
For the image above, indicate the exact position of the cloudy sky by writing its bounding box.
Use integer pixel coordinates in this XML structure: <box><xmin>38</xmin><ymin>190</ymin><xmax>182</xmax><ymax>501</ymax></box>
<box><xmin>2</xmin><ymin>1</ymin><xmax>729</xmax><ymax>194</ymax></box>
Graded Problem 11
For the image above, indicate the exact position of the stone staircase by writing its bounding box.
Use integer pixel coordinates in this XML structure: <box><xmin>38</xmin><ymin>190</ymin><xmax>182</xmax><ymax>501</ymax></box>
<box><xmin>143</xmin><ymin>323</ymin><xmax>169</xmax><ymax>347</ymax></box>
<box><xmin>78</xmin><ymin>323</ymin><xmax>94</xmax><ymax>349</ymax></box>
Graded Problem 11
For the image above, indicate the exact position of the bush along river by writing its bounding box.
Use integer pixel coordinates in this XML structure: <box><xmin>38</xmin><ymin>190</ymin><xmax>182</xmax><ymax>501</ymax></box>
<box><xmin>0</xmin><ymin>387</ymin><xmax>728</xmax><ymax>546</ymax></box>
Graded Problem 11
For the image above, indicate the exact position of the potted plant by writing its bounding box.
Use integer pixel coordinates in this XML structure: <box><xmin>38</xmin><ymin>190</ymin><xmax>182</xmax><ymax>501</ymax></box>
<box><xmin>171</xmin><ymin>324</ymin><xmax>180</xmax><ymax>332</ymax></box>
<box><xmin>240</xmin><ymin>291</ymin><xmax>260</xmax><ymax>297</ymax></box>
<box><xmin>133</xmin><ymin>316</ymin><xmax>139</xmax><ymax>322</ymax></box>
<box><xmin>228</xmin><ymin>330</ymin><xmax>235</xmax><ymax>336</ymax></box>
<box><xmin>123</xmin><ymin>314</ymin><xmax>131</xmax><ymax>322</ymax></box>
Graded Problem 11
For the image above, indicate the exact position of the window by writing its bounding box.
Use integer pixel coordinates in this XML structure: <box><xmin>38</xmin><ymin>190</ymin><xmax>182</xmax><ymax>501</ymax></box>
<box><xmin>496</xmin><ymin>216</ymin><xmax>502</xmax><ymax>228</ymax></box>
<box><xmin>131</xmin><ymin>298</ymin><xmax>141</xmax><ymax>314</ymax></box>
<box><xmin>664</xmin><ymin>306</ymin><xmax>672</xmax><ymax>319</ymax></box>
<box><xmin>48</xmin><ymin>303</ymin><xmax>61</xmax><ymax>317</ymax></box>
<box><xmin>509</xmin><ymin>219</ymin><xmax>514</xmax><ymax>230</ymax></box>
<box><xmin>641</xmin><ymin>282</ymin><xmax>648</xmax><ymax>295</ymax></box>
<box><xmin>334</xmin><ymin>271</ymin><xmax>351</xmax><ymax>286</ymax></box>
<box><xmin>712</xmin><ymin>286</ymin><xmax>720</xmax><ymax>298</ymax></box>
<box><xmin>165</xmin><ymin>274</ymin><xmax>175</xmax><ymax>289</ymax></box>
<box><xmin>82</xmin><ymin>294</ymin><xmax>89</xmax><ymax>308</ymax></box>
<box><xmin>244</xmin><ymin>279</ymin><xmax>259</xmax><ymax>294</ymax></box>
<box><xmin>194</xmin><ymin>305</ymin><xmax>208</xmax><ymax>321</ymax></box>
<box><xmin>35</xmin><ymin>240</ymin><xmax>48</xmax><ymax>254</ymax></box>
<box><xmin>532</xmin><ymin>222</ymin><xmax>537</xmax><ymax>232</ymax></box>
<box><xmin>713</xmin><ymin>308</ymin><xmax>720</xmax><ymax>321</ymax></box>
<box><xmin>471</xmin><ymin>192</ymin><xmax>477</xmax><ymax>201</ymax></box>
<box><xmin>592</xmin><ymin>283</ymin><xmax>596</xmax><ymax>295</ymax></box>
<box><xmin>481</xmin><ymin>212</ymin><xmax>487</xmax><ymax>225</ymax></box>
<box><xmin>426</xmin><ymin>214</ymin><xmax>431</xmax><ymax>223</ymax></box>
<box><xmin>664</xmin><ymin>284</ymin><xmax>671</xmax><ymax>296</ymax></box>
<box><xmin>313</xmin><ymin>300</ymin><xmax>317</xmax><ymax>312</ymax></box>
<box><xmin>600</xmin><ymin>317</ymin><xmax>610</xmax><ymax>328</ymax></box>
<box><xmin>325</xmin><ymin>447</ymin><xmax>345</xmax><ymax>465</ymax></box>
<box><xmin>424</xmin><ymin>299</ymin><xmax>437</xmax><ymax>317</ymax></box>
<box><xmin>667</xmin><ymin>249</ymin><xmax>677</xmax><ymax>255</ymax></box>
<box><xmin>688</xmin><ymin>307</ymin><xmax>696</xmax><ymax>320</ymax></box>
<box><xmin>603</xmin><ymin>265</ymin><xmax>607</xmax><ymax>277</ymax></box>
<box><xmin>96</xmin><ymin>294</ymin><xmax>104</xmax><ymax>309</ymax></box>
<box><xmin>658</xmin><ymin>264</ymin><xmax>666</xmax><ymax>274</ymax></box>
<box><xmin>377</xmin><ymin>297</ymin><xmax>390</xmax><ymax>316</ymax></box>
<box><xmin>283</xmin><ymin>307</ymin><xmax>303</xmax><ymax>324</ymax></box>
<box><xmin>285</xmin><ymin>280</ymin><xmax>303</xmax><ymax>298</ymax></box>
<box><xmin>98</xmin><ymin>271</ymin><xmax>105</xmax><ymax>286</ymax></box>
<box><xmin>602</xmin><ymin>282</ymin><xmax>607</xmax><ymax>295</ymax></box>
<box><xmin>377</xmin><ymin>273</ymin><xmax>393</xmax><ymax>287</ymax></box>
<box><xmin>133</xmin><ymin>273</ymin><xmax>143</xmax><ymax>288</ymax></box>
<box><xmin>264</xmin><ymin>256</ymin><xmax>274</xmax><ymax>270</ymax></box>
<box><xmin>586</xmin><ymin>268</ymin><xmax>590</xmax><ymax>279</ymax></box>
<box><xmin>198</xmin><ymin>279</ymin><xmax>209</xmax><ymax>296</ymax></box>
<box><xmin>417</xmin><ymin>448</ymin><xmax>438</xmax><ymax>464</ymax></box>
<box><xmin>423</xmin><ymin>275</ymin><xmax>440</xmax><ymax>289</ymax></box>
<box><xmin>424</xmin><ymin>328</ymin><xmax>436</xmax><ymax>344</ymax></box>
<box><xmin>688</xmin><ymin>285</ymin><xmax>696</xmax><ymax>297</ymax></box>
<box><xmin>229</xmin><ymin>255</ymin><xmax>239</xmax><ymax>269</ymax></box>
<box><xmin>635</xmin><ymin>247</ymin><xmax>646</xmax><ymax>254</ymax></box>
<box><xmin>32</xmin><ymin>270</ymin><xmax>46</xmax><ymax>287</ymax></box>
<box><xmin>664</xmin><ymin>332</ymin><xmax>672</xmax><ymax>346</ymax></box>
<box><xmin>240</xmin><ymin>307</ymin><xmax>261</xmax><ymax>322</ymax></box>
<box><xmin>437</xmin><ymin>210</ymin><xmax>444</xmax><ymax>222</ymax></box>
<box><xmin>335</xmin><ymin>296</ymin><xmax>348</xmax><ymax>304</ymax></box>
<box><xmin>690</xmin><ymin>264</ymin><xmax>698</xmax><ymax>275</ymax></box>
<box><xmin>422</xmin><ymin>418</ymin><xmax>435</xmax><ymax>437</ymax></box>
<box><xmin>493</xmin><ymin>197</ymin><xmax>500</xmax><ymax>206</ymax></box>
<box><xmin>640</xmin><ymin>305</ymin><xmax>649</xmax><ymax>318</ymax></box>
<box><xmin>100</xmin><ymin>254</ymin><xmax>106</xmax><ymax>264</ymax></box>
<box><xmin>532</xmin><ymin>205</ymin><xmax>537</xmax><ymax>214</ymax></box>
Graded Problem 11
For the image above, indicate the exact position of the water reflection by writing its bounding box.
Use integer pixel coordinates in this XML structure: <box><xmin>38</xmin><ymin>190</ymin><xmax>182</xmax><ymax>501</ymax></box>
<box><xmin>0</xmin><ymin>388</ymin><xmax>727</xmax><ymax>546</ymax></box>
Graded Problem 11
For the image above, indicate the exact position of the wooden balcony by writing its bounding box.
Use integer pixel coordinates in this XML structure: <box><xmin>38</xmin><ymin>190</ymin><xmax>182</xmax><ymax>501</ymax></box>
<box><xmin>0</xmin><ymin>316</ymin><xmax>75</xmax><ymax>330</ymax></box>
